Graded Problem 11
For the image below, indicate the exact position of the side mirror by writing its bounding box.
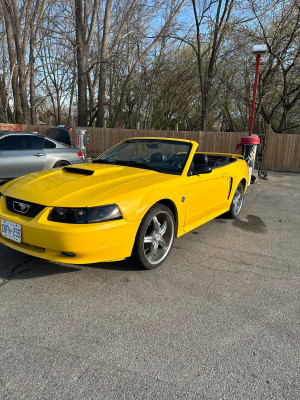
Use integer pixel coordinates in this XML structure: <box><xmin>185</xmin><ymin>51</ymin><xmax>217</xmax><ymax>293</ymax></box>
<box><xmin>188</xmin><ymin>164</ymin><xmax>212</xmax><ymax>176</ymax></box>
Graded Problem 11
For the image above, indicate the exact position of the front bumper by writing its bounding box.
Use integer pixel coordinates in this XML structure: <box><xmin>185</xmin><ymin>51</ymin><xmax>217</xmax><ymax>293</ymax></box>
<box><xmin>0</xmin><ymin>197</ymin><xmax>140</xmax><ymax>264</ymax></box>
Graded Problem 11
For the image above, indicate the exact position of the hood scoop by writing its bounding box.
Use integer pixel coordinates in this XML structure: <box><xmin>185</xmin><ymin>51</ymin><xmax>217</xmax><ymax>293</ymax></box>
<box><xmin>63</xmin><ymin>167</ymin><xmax>94</xmax><ymax>176</ymax></box>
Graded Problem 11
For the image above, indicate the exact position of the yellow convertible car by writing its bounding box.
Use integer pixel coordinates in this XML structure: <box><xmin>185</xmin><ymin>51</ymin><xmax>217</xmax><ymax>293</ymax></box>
<box><xmin>0</xmin><ymin>137</ymin><xmax>248</xmax><ymax>269</ymax></box>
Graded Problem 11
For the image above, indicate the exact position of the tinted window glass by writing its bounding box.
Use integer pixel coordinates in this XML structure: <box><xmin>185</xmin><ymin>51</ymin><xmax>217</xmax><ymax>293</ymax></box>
<box><xmin>30</xmin><ymin>136</ymin><xmax>44</xmax><ymax>149</ymax></box>
<box><xmin>0</xmin><ymin>134</ymin><xmax>44</xmax><ymax>150</ymax></box>
<box><xmin>0</xmin><ymin>135</ymin><xmax>27</xmax><ymax>150</ymax></box>
<box><xmin>43</xmin><ymin>138</ymin><xmax>56</xmax><ymax>149</ymax></box>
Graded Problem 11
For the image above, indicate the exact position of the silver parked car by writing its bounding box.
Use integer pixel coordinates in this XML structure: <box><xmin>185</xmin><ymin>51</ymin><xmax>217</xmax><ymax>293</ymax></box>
<box><xmin>0</xmin><ymin>131</ymin><xmax>83</xmax><ymax>181</ymax></box>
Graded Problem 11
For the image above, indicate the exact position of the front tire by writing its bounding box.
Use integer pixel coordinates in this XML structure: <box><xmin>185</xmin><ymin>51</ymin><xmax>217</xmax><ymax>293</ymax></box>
<box><xmin>130</xmin><ymin>204</ymin><xmax>175</xmax><ymax>270</ymax></box>
<box><xmin>228</xmin><ymin>182</ymin><xmax>244</xmax><ymax>218</ymax></box>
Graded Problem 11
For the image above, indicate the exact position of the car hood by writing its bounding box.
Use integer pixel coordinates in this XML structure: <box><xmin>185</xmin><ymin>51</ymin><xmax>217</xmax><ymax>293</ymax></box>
<box><xmin>2</xmin><ymin>163</ymin><xmax>176</xmax><ymax>207</ymax></box>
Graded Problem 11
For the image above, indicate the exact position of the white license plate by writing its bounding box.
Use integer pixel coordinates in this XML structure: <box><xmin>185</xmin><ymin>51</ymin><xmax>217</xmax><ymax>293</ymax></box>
<box><xmin>1</xmin><ymin>219</ymin><xmax>22</xmax><ymax>243</ymax></box>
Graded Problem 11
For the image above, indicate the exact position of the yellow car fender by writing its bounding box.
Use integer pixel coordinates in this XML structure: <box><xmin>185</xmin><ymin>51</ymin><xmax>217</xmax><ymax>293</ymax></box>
<box><xmin>131</xmin><ymin>182</ymin><xmax>188</xmax><ymax>235</ymax></box>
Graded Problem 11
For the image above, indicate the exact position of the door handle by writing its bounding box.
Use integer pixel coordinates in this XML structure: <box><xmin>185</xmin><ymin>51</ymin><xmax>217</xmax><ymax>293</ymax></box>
<box><xmin>222</xmin><ymin>173</ymin><xmax>228</xmax><ymax>177</ymax></box>
<box><xmin>33</xmin><ymin>153</ymin><xmax>44</xmax><ymax>157</ymax></box>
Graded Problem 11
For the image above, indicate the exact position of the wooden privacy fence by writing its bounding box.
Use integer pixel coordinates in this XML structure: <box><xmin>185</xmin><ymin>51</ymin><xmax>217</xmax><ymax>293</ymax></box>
<box><xmin>263</xmin><ymin>133</ymin><xmax>300</xmax><ymax>172</ymax></box>
<box><xmin>71</xmin><ymin>128</ymin><xmax>246</xmax><ymax>157</ymax></box>
<box><xmin>1</xmin><ymin>123</ymin><xmax>299</xmax><ymax>172</ymax></box>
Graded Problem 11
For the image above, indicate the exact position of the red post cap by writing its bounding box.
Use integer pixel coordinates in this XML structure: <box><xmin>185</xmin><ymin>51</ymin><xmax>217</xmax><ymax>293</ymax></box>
<box><xmin>241</xmin><ymin>135</ymin><xmax>260</xmax><ymax>145</ymax></box>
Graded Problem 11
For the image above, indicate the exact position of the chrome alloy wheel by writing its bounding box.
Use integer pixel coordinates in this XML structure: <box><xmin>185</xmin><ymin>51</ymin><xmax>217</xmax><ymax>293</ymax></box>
<box><xmin>143</xmin><ymin>211</ymin><xmax>174</xmax><ymax>266</ymax></box>
<box><xmin>232</xmin><ymin>184</ymin><xmax>244</xmax><ymax>217</ymax></box>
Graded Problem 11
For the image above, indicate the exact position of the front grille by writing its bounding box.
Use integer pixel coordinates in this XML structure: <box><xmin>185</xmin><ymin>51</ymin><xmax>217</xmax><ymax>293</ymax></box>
<box><xmin>6</xmin><ymin>196</ymin><xmax>46</xmax><ymax>218</ymax></box>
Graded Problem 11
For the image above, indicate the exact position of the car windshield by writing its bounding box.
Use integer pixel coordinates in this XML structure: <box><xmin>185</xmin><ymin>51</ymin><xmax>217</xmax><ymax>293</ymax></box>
<box><xmin>93</xmin><ymin>139</ymin><xmax>192</xmax><ymax>174</ymax></box>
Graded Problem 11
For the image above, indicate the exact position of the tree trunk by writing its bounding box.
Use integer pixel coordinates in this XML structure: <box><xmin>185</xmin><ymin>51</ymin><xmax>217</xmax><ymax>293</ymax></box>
<box><xmin>75</xmin><ymin>0</ymin><xmax>88</xmax><ymax>126</ymax></box>
<box><xmin>0</xmin><ymin>80</ymin><xmax>7</xmax><ymax>122</ymax></box>
<box><xmin>29</xmin><ymin>36</ymin><xmax>37</xmax><ymax>125</ymax></box>
<box><xmin>75</xmin><ymin>0</ymin><xmax>99</xmax><ymax>127</ymax></box>
<box><xmin>68</xmin><ymin>74</ymin><xmax>76</xmax><ymax>125</ymax></box>
<box><xmin>4</xmin><ymin>14</ymin><xmax>23</xmax><ymax>123</ymax></box>
<box><xmin>96</xmin><ymin>0</ymin><xmax>113</xmax><ymax>128</ymax></box>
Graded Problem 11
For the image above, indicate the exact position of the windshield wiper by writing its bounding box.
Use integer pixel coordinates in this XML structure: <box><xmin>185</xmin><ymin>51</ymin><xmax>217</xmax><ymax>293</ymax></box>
<box><xmin>114</xmin><ymin>160</ymin><xmax>163</xmax><ymax>173</ymax></box>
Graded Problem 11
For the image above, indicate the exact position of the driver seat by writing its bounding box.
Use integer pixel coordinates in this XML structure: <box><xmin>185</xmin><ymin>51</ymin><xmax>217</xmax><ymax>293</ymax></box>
<box><xmin>150</xmin><ymin>152</ymin><xmax>167</xmax><ymax>162</ymax></box>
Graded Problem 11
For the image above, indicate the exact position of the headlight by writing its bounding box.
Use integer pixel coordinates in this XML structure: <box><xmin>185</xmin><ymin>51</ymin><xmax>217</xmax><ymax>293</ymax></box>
<box><xmin>86</xmin><ymin>205</ymin><xmax>122</xmax><ymax>223</ymax></box>
<box><xmin>48</xmin><ymin>204</ymin><xmax>122</xmax><ymax>224</ymax></box>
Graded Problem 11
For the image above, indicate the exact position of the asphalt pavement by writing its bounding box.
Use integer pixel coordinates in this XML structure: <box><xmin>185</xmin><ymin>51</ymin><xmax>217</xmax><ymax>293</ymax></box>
<box><xmin>0</xmin><ymin>171</ymin><xmax>299</xmax><ymax>399</ymax></box>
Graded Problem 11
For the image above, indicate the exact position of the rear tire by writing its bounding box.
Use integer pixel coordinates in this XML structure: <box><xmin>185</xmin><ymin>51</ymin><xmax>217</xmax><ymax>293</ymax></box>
<box><xmin>130</xmin><ymin>204</ymin><xmax>175</xmax><ymax>270</ymax></box>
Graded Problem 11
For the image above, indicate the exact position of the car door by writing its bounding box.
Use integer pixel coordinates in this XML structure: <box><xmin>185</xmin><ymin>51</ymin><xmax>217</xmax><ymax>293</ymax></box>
<box><xmin>0</xmin><ymin>134</ymin><xmax>46</xmax><ymax>179</ymax></box>
<box><xmin>184</xmin><ymin>166</ymin><xmax>231</xmax><ymax>230</ymax></box>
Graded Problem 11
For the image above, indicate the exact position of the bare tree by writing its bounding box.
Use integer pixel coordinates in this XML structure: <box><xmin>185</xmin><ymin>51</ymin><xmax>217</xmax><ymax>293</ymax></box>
<box><xmin>2</xmin><ymin>0</ymin><xmax>46</xmax><ymax>124</ymax></box>
<box><xmin>39</xmin><ymin>37</ymin><xmax>74</xmax><ymax>125</ymax></box>
<box><xmin>251</xmin><ymin>0</ymin><xmax>300</xmax><ymax>133</ymax></box>
<box><xmin>0</xmin><ymin>0</ymin><xmax>298</xmax><ymax>133</ymax></box>
<box><xmin>74</xmin><ymin>0</ymin><xmax>99</xmax><ymax>126</ymax></box>
<box><xmin>2</xmin><ymin>15</ymin><xmax>23</xmax><ymax>123</ymax></box>
<box><xmin>112</xmin><ymin>0</ymin><xmax>187</xmax><ymax>127</ymax></box>
<box><xmin>191</xmin><ymin>0</ymin><xmax>236</xmax><ymax>131</ymax></box>
<box><xmin>95</xmin><ymin>0</ymin><xmax>142</xmax><ymax>127</ymax></box>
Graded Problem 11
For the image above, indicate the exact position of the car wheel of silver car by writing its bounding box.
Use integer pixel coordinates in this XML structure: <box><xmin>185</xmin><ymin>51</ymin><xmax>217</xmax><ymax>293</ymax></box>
<box><xmin>131</xmin><ymin>204</ymin><xmax>175</xmax><ymax>270</ymax></box>
<box><xmin>53</xmin><ymin>161</ymin><xmax>70</xmax><ymax>168</ymax></box>
<box><xmin>229</xmin><ymin>182</ymin><xmax>244</xmax><ymax>218</ymax></box>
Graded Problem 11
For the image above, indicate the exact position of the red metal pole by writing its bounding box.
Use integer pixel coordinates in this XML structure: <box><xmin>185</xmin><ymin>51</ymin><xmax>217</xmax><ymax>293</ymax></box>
<box><xmin>248</xmin><ymin>54</ymin><xmax>261</xmax><ymax>137</ymax></box>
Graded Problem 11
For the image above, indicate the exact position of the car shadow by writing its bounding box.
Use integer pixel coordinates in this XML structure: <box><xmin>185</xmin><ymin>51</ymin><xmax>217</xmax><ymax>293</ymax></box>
<box><xmin>0</xmin><ymin>256</ymin><xmax>80</xmax><ymax>282</ymax></box>
<box><xmin>0</xmin><ymin>249</ymin><xmax>141</xmax><ymax>282</ymax></box>
<box><xmin>87</xmin><ymin>260</ymin><xmax>141</xmax><ymax>272</ymax></box>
